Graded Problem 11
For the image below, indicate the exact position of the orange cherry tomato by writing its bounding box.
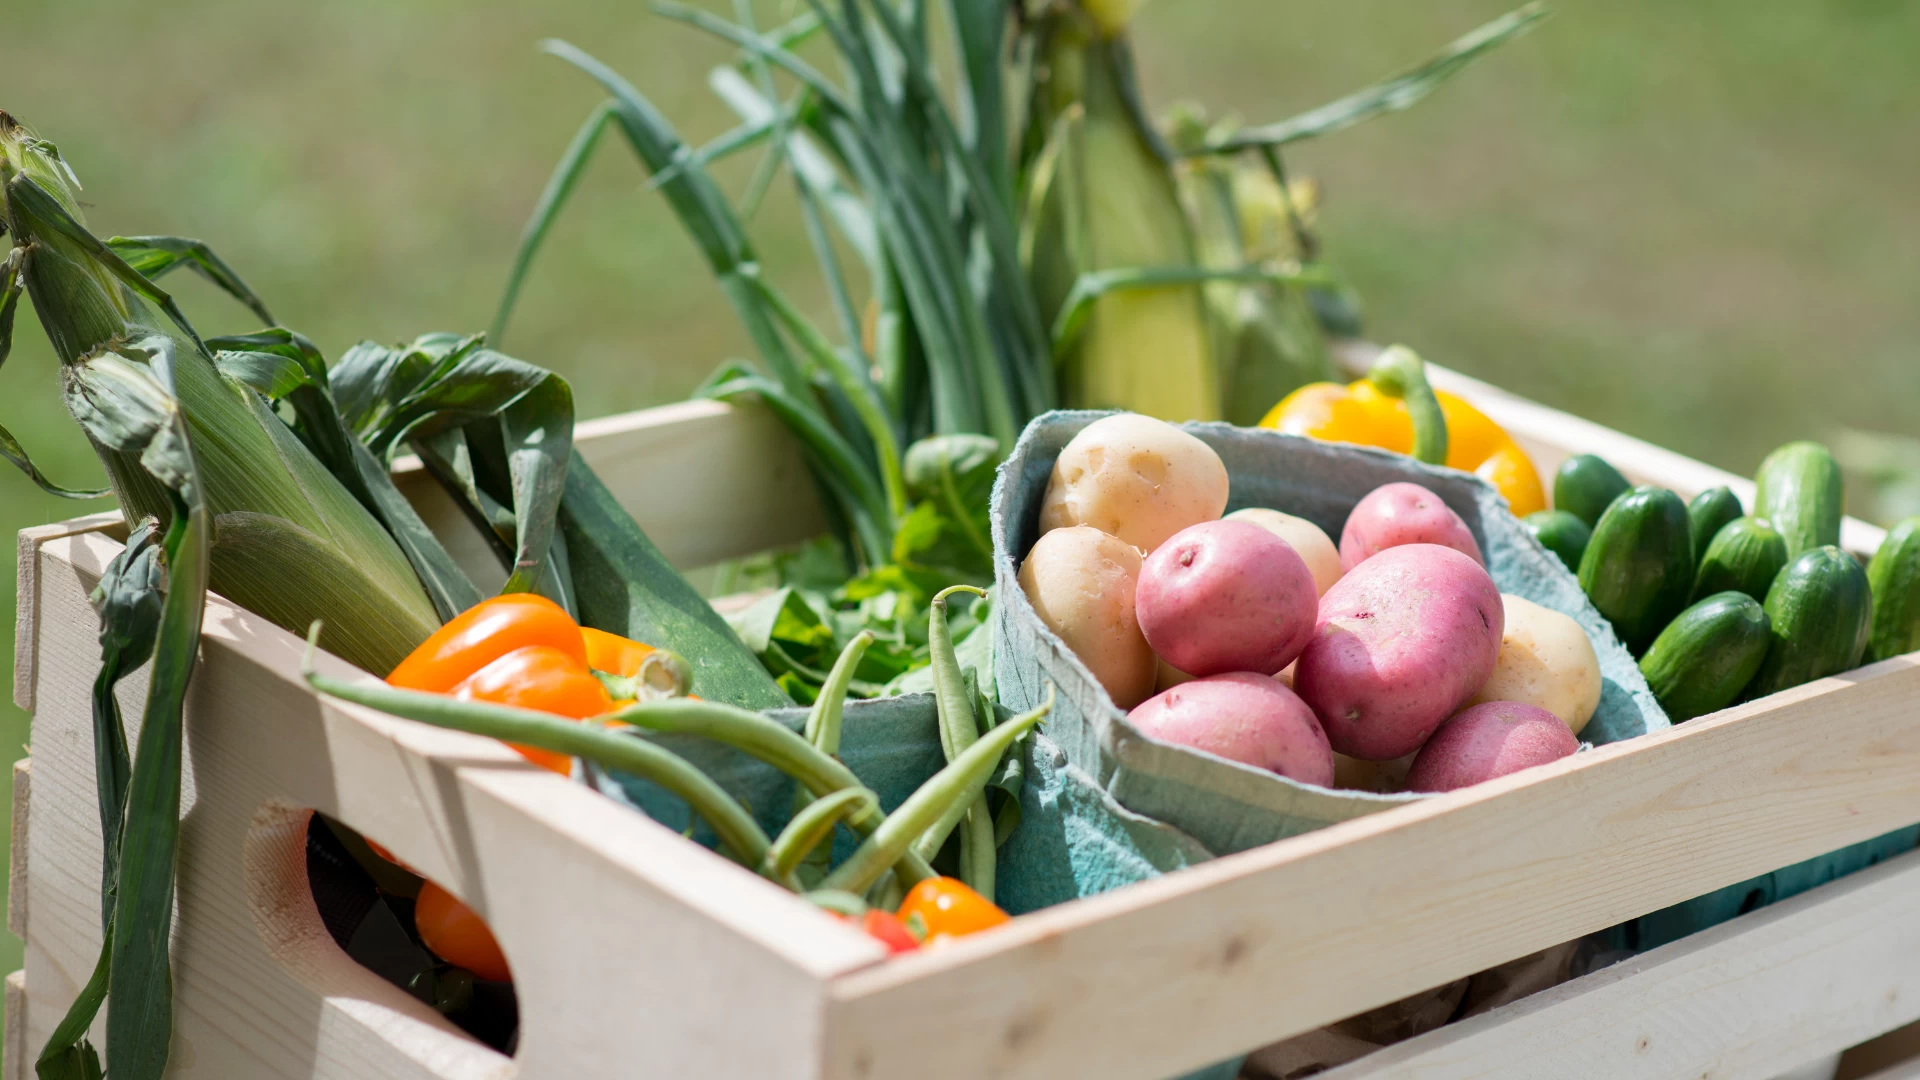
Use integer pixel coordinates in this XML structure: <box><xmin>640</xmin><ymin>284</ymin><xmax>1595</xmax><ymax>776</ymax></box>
<box><xmin>449</xmin><ymin>645</ymin><xmax>613</xmax><ymax>774</ymax></box>
<box><xmin>386</xmin><ymin>593</ymin><xmax>586</xmax><ymax>691</ymax></box>
<box><xmin>897</xmin><ymin>877</ymin><xmax>1009</xmax><ymax>941</ymax></box>
<box><xmin>414</xmin><ymin>881</ymin><xmax>511</xmax><ymax>983</ymax></box>
<box><xmin>1477</xmin><ymin>440</ymin><xmax>1548</xmax><ymax>517</ymax></box>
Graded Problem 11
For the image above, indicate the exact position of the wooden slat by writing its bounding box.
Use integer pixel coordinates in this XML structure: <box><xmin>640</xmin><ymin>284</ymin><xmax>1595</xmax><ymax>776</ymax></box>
<box><xmin>23</xmin><ymin>529</ymin><xmax>882</xmax><ymax>1079</ymax></box>
<box><xmin>9</xmin><ymin>759</ymin><xmax>27</xmax><ymax>941</ymax></box>
<box><xmin>821</xmin><ymin>655</ymin><xmax>1920</xmax><ymax>1080</ymax></box>
<box><xmin>1314</xmin><ymin>847</ymin><xmax>1920</xmax><ymax>1080</ymax></box>
<box><xmin>13</xmin><ymin>511</ymin><xmax>124</xmax><ymax>713</ymax></box>
<box><xmin>5</xmin><ymin>968</ymin><xmax>25</xmax><ymax>1080</ymax></box>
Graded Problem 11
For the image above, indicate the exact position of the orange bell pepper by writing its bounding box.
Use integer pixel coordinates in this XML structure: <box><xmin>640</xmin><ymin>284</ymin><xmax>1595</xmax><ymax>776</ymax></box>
<box><xmin>897</xmin><ymin>876</ymin><xmax>1010</xmax><ymax>942</ymax></box>
<box><xmin>1261</xmin><ymin>347</ymin><xmax>1545</xmax><ymax>516</ymax></box>
<box><xmin>386</xmin><ymin>593</ymin><xmax>586</xmax><ymax>691</ymax></box>
<box><xmin>450</xmin><ymin>645</ymin><xmax>614</xmax><ymax>773</ymax></box>
<box><xmin>384</xmin><ymin>594</ymin><xmax>671</xmax><ymax>773</ymax></box>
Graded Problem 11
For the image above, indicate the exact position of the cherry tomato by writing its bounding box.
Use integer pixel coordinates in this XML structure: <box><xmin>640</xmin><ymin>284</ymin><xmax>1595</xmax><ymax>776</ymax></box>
<box><xmin>414</xmin><ymin>881</ymin><xmax>511</xmax><ymax>983</ymax></box>
<box><xmin>897</xmin><ymin>877</ymin><xmax>1009</xmax><ymax>941</ymax></box>
<box><xmin>861</xmin><ymin>909</ymin><xmax>922</xmax><ymax>954</ymax></box>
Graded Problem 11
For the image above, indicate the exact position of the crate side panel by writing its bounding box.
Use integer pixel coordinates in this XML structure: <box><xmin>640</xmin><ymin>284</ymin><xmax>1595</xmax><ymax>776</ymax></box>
<box><xmin>824</xmin><ymin>657</ymin><xmax>1920</xmax><ymax>1080</ymax></box>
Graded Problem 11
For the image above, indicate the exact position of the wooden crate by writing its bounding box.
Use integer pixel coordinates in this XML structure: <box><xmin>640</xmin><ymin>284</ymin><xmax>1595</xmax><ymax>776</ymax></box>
<box><xmin>9</xmin><ymin>373</ymin><xmax>1920</xmax><ymax>1080</ymax></box>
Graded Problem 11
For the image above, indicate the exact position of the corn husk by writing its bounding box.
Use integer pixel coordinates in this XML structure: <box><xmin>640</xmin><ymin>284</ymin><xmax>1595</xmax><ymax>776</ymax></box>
<box><xmin>0</xmin><ymin>114</ymin><xmax>437</xmax><ymax>673</ymax></box>
<box><xmin>1022</xmin><ymin>7</ymin><xmax>1220</xmax><ymax>422</ymax></box>
<box><xmin>1179</xmin><ymin>154</ymin><xmax>1334</xmax><ymax>426</ymax></box>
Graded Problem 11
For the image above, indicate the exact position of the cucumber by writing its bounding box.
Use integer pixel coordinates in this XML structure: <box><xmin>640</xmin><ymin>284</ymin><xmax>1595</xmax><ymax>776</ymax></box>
<box><xmin>1577</xmin><ymin>485</ymin><xmax>1695</xmax><ymax>653</ymax></box>
<box><xmin>1553</xmin><ymin>454</ymin><xmax>1631</xmax><ymax>528</ymax></box>
<box><xmin>1754</xmin><ymin>441</ymin><xmax>1842</xmax><ymax>558</ymax></box>
<box><xmin>1690</xmin><ymin>516</ymin><xmax>1788</xmax><ymax>604</ymax></box>
<box><xmin>1687</xmin><ymin>486</ymin><xmax>1743</xmax><ymax>566</ymax></box>
<box><xmin>1866</xmin><ymin>516</ymin><xmax>1920</xmax><ymax>662</ymax></box>
<box><xmin>1745</xmin><ymin>545</ymin><xmax>1871</xmax><ymax>700</ymax></box>
<box><xmin>1523</xmin><ymin>509</ymin><xmax>1591</xmax><ymax>573</ymax></box>
<box><xmin>1638</xmin><ymin>591</ymin><xmax>1772</xmax><ymax>722</ymax></box>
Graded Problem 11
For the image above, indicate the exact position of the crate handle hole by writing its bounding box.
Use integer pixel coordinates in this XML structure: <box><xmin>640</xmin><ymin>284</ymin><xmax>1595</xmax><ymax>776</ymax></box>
<box><xmin>244</xmin><ymin>801</ymin><xmax>520</xmax><ymax>1057</ymax></box>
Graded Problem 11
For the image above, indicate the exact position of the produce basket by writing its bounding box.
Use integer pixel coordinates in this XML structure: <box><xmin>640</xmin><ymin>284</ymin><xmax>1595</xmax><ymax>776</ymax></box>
<box><xmin>11</xmin><ymin>368</ymin><xmax>1920</xmax><ymax>1080</ymax></box>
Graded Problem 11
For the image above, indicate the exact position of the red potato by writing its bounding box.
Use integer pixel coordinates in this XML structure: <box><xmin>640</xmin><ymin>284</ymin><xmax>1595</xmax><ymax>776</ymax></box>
<box><xmin>1128</xmin><ymin>673</ymin><xmax>1334</xmax><ymax>786</ymax></box>
<box><xmin>1339</xmin><ymin>482</ymin><xmax>1484</xmax><ymax>571</ymax></box>
<box><xmin>1293</xmin><ymin>544</ymin><xmax>1504</xmax><ymax>761</ymax></box>
<box><xmin>1404</xmin><ymin>701</ymin><xmax>1579</xmax><ymax>793</ymax></box>
<box><xmin>1135</xmin><ymin>519</ymin><xmax>1318</xmax><ymax>677</ymax></box>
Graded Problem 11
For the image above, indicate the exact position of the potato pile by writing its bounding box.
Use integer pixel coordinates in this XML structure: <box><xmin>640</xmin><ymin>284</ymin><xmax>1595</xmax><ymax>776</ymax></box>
<box><xmin>1020</xmin><ymin>414</ymin><xmax>1604</xmax><ymax>794</ymax></box>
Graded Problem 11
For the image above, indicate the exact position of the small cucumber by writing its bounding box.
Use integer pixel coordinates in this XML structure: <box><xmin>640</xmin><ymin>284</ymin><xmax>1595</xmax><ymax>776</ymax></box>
<box><xmin>1866</xmin><ymin>516</ymin><xmax>1920</xmax><ymax>662</ymax></box>
<box><xmin>1745</xmin><ymin>546</ymin><xmax>1871</xmax><ymax>700</ymax></box>
<box><xmin>1690</xmin><ymin>516</ymin><xmax>1788</xmax><ymax>604</ymax></box>
<box><xmin>1754</xmin><ymin>441</ymin><xmax>1842</xmax><ymax>558</ymax></box>
<box><xmin>1638</xmin><ymin>591</ymin><xmax>1772</xmax><ymax>722</ymax></box>
<box><xmin>1554</xmin><ymin>454</ymin><xmax>1632</xmax><ymax>528</ymax></box>
<box><xmin>1577</xmin><ymin>485</ymin><xmax>1695</xmax><ymax>653</ymax></box>
<box><xmin>1687</xmin><ymin>486</ymin><xmax>1743</xmax><ymax>566</ymax></box>
<box><xmin>1523</xmin><ymin>509</ymin><xmax>1591</xmax><ymax>573</ymax></box>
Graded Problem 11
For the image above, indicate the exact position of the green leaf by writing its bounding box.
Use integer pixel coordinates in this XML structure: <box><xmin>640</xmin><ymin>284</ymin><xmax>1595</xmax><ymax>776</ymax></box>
<box><xmin>903</xmin><ymin>433</ymin><xmax>999</xmax><ymax>567</ymax></box>
<box><xmin>1192</xmin><ymin>3</ymin><xmax>1550</xmax><ymax>155</ymax></box>
<box><xmin>62</xmin><ymin>342</ymin><xmax>198</xmax><ymax>498</ymax></box>
<box><xmin>208</xmin><ymin>329</ymin><xmax>483</xmax><ymax>622</ymax></box>
<box><xmin>559</xmin><ymin>449</ymin><xmax>790</xmax><ymax>709</ymax></box>
<box><xmin>34</xmin><ymin>919</ymin><xmax>110</xmax><ymax>1080</ymax></box>
<box><xmin>86</xmin><ymin>519</ymin><xmax>166</xmax><ymax>922</ymax></box>
<box><xmin>491</xmin><ymin>100</ymin><xmax>618</xmax><ymax>346</ymax></box>
<box><xmin>496</xmin><ymin>373</ymin><xmax>575</xmax><ymax>600</ymax></box>
<box><xmin>105</xmin><ymin>235</ymin><xmax>275</xmax><ymax>326</ymax></box>
<box><xmin>0</xmin><ymin>419</ymin><xmax>110</xmax><ymax>498</ymax></box>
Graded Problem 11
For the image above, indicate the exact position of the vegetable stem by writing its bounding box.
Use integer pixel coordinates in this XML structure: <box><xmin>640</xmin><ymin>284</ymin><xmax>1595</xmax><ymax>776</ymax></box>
<box><xmin>1368</xmin><ymin>345</ymin><xmax>1448</xmax><ymax>466</ymax></box>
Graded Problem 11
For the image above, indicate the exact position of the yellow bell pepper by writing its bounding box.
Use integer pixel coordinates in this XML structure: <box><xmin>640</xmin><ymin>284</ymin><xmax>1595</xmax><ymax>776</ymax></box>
<box><xmin>1260</xmin><ymin>348</ymin><xmax>1546</xmax><ymax>516</ymax></box>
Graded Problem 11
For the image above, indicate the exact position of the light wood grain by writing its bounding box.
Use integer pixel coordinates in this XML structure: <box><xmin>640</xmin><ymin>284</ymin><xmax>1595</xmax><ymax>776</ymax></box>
<box><xmin>24</xmin><ymin>528</ymin><xmax>884</xmax><ymax>1079</ymax></box>
<box><xmin>1312</xmin><ymin>847</ymin><xmax>1920</xmax><ymax>1080</ymax></box>
<box><xmin>820</xmin><ymin>656</ymin><xmax>1920</xmax><ymax>1080</ymax></box>
<box><xmin>13</xmin><ymin>511</ymin><xmax>124</xmax><ymax>713</ymax></box>
<box><xmin>9</xmin><ymin>759</ymin><xmax>27</xmax><ymax>942</ymax></box>
<box><xmin>6</xmin><ymin>968</ymin><xmax>25</xmax><ymax>1080</ymax></box>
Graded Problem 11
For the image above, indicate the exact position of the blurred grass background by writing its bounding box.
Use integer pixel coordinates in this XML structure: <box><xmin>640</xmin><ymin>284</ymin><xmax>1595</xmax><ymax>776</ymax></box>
<box><xmin>2</xmin><ymin>0</ymin><xmax>1916</xmax><ymax>983</ymax></box>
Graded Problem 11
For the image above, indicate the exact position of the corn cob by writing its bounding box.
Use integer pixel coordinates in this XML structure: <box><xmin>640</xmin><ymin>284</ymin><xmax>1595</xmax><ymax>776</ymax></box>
<box><xmin>1022</xmin><ymin>1</ymin><xmax>1220</xmax><ymax>422</ymax></box>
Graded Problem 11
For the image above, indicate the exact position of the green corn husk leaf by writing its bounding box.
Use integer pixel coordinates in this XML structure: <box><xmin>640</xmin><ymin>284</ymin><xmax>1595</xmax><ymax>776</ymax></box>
<box><xmin>0</xmin><ymin>122</ymin><xmax>439</xmax><ymax>674</ymax></box>
<box><xmin>1176</xmin><ymin>146</ymin><xmax>1334</xmax><ymax>425</ymax></box>
<box><xmin>1020</xmin><ymin>12</ymin><xmax>1219</xmax><ymax>422</ymax></box>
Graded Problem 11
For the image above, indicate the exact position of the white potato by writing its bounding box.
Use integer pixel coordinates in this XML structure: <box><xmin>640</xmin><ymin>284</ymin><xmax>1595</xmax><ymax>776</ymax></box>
<box><xmin>1466</xmin><ymin>594</ymin><xmax>1602</xmax><ymax>735</ymax></box>
<box><xmin>1019</xmin><ymin>526</ymin><xmax>1158</xmax><ymax>708</ymax></box>
<box><xmin>1039</xmin><ymin>414</ymin><xmax>1229</xmax><ymax>553</ymax></box>
<box><xmin>1224</xmin><ymin>507</ymin><xmax>1343</xmax><ymax>596</ymax></box>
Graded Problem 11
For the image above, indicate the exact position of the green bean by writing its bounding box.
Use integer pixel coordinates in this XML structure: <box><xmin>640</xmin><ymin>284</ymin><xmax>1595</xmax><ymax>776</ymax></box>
<box><xmin>823</xmin><ymin>687</ymin><xmax>1053</xmax><ymax>896</ymax></box>
<box><xmin>303</xmin><ymin>665</ymin><xmax>786</xmax><ymax>885</ymax></box>
<box><xmin>606</xmin><ymin>697</ymin><xmax>936</xmax><ymax>886</ymax></box>
<box><xmin>924</xmin><ymin>585</ymin><xmax>997</xmax><ymax>900</ymax></box>
<box><xmin>795</xmin><ymin>632</ymin><xmax>873</xmax><ymax>887</ymax></box>
<box><xmin>764</xmin><ymin>787</ymin><xmax>874</xmax><ymax>881</ymax></box>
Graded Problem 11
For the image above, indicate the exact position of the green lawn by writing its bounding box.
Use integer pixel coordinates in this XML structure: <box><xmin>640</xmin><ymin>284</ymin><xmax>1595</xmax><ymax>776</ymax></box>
<box><xmin>3</xmin><ymin>0</ymin><xmax>1915</xmax><ymax>1003</ymax></box>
